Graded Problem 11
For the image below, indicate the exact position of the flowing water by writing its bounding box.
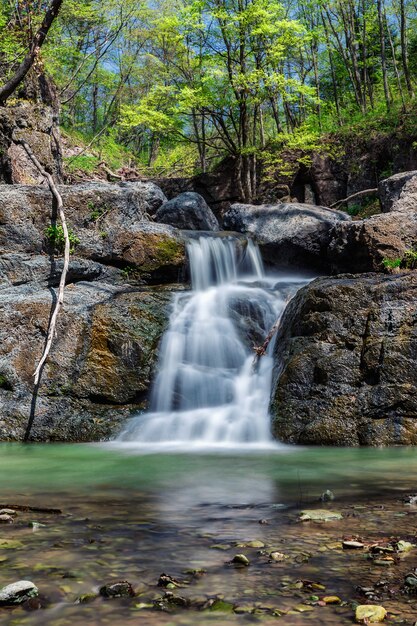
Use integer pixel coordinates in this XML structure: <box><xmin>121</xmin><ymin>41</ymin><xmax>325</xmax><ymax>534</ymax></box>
<box><xmin>118</xmin><ymin>236</ymin><xmax>310</xmax><ymax>448</ymax></box>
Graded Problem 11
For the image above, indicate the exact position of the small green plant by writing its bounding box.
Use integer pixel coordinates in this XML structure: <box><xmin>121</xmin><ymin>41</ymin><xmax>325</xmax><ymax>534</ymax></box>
<box><xmin>382</xmin><ymin>249</ymin><xmax>417</xmax><ymax>272</ymax></box>
<box><xmin>99</xmin><ymin>231</ymin><xmax>108</xmax><ymax>239</ymax></box>
<box><xmin>382</xmin><ymin>257</ymin><xmax>401</xmax><ymax>270</ymax></box>
<box><xmin>45</xmin><ymin>224</ymin><xmax>80</xmax><ymax>254</ymax></box>
<box><xmin>87</xmin><ymin>201</ymin><xmax>110</xmax><ymax>222</ymax></box>
<box><xmin>121</xmin><ymin>265</ymin><xmax>135</xmax><ymax>279</ymax></box>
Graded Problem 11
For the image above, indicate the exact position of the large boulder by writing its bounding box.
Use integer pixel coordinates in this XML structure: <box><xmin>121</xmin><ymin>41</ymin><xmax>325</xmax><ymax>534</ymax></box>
<box><xmin>155</xmin><ymin>192</ymin><xmax>219</xmax><ymax>231</ymax></box>
<box><xmin>378</xmin><ymin>171</ymin><xmax>417</xmax><ymax>212</ymax></box>
<box><xmin>271</xmin><ymin>272</ymin><xmax>417</xmax><ymax>446</ymax></box>
<box><xmin>223</xmin><ymin>202</ymin><xmax>350</xmax><ymax>269</ymax></box>
<box><xmin>328</xmin><ymin>211</ymin><xmax>417</xmax><ymax>273</ymax></box>
<box><xmin>329</xmin><ymin>172</ymin><xmax>417</xmax><ymax>273</ymax></box>
<box><xmin>0</xmin><ymin>182</ymin><xmax>184</xmax><ymax>282</ymax></box>
<box><xmin>0</xmin><ymin>281</ymin><xmax>173</xmax><ymax>441</ymax></box>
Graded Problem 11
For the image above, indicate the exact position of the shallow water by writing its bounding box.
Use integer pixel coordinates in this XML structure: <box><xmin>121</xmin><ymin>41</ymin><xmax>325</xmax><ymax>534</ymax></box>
<box><xmin>0</xmin><ymin>445</ymin><xmax>417</xmax><ymax>624</ymax></box>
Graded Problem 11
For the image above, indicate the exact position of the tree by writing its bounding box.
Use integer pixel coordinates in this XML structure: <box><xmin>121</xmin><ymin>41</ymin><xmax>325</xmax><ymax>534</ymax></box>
<box><xmin>0</xmin><ymin>0</ymin><xmax>64</xmax><ymax>104</ymax></box>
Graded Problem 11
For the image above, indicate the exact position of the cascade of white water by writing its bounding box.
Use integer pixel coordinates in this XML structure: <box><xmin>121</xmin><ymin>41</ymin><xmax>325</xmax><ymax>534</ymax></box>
<box><xmin>118</xmin><ymin>236</ymin><xmax>308</xmax><ymax>448</ymax></box>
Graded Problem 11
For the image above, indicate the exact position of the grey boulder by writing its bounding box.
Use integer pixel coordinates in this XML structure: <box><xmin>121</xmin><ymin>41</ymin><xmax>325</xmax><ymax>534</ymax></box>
<box><xmin>155</xmin><ymin>192</ymin><xmax>219</xmax><ymax>231</ymax></box>
<box><xmin>223</xmin><ymin>202</ymin><xmax>350</xmax><ymax>269</ymax></box>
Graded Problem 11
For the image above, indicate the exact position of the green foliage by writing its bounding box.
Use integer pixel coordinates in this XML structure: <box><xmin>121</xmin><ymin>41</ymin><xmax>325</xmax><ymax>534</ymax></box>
<box><xmin>382</xmin><ymin>249</ymin><xmax>417</xmax><ymax>271</ymax></box>
<box><xmin>382</xmin><ymin>257</ymin><xmax>402</xmax><ymax>270</ymax></box>
<box><xmin>45</xmin><ymin>225</ymin><xmax>80</xmax><ymax>255</ymax></box>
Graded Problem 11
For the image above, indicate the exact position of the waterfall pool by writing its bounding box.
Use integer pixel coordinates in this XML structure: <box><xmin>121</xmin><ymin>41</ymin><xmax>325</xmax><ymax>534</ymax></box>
<box><xmin>0</xmin><ymin>444</ymin><xmax>416</xmax><ymax>624</ymax></box>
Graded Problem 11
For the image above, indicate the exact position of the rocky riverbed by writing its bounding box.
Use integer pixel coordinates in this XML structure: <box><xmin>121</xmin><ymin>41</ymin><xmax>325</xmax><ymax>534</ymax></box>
<box><xmin>0</xmin><ymin>446</ymin><xmax>416</xmax><ymax>625</ymax></box>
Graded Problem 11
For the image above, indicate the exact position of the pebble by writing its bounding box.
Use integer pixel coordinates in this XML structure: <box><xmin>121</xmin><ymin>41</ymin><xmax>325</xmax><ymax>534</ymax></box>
<box><xmin>299</xmin><ymin>509</ymin><xmax>343</xmax><ymax>522</ymax></box>
<box><xmin>343</xmin><ymin>540</ymin><xmax>365</xmax><ymax>549</ymax></box>
<box><xmin>0</xmin><ymin>581</ymin><xmax>38</xmax><ymax>605</ymax></box>
<box><xmin>99</xmin><ymin>581</ymin><xmax>135</xmax><ymax>598</ymax></box>
<box><xmin>231</xmin><ymin>554</ymin><xmax>250</xmax><ymax>566</ymax></box>
<box><xmin>355</xmin><ymin>604</ymin><xmax>387</xmax><ymax>623</ymax></box>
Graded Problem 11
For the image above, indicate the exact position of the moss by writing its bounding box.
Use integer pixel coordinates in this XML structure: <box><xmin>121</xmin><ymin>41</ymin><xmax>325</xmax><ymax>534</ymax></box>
<box><xmin>136</xmin><ymin>235</ymin><xmax>185</xmax><ymax>273</ymax></box>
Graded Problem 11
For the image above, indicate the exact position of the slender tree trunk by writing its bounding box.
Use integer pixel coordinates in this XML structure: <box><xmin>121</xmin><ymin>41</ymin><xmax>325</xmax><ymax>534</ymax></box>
<box><xmin>400</xmin><ymin>0</ymin><xmax>414</xmax><ymax>96</ymax></box>
<box><xmin>386</xmin><ymin>11</ymin><xmax>406</xmax><ymax>109</ymax></box>
<box><xmin>377</xmin><ymin>0</ymin><xmax>391</xmax><ymax>110</ymax></box>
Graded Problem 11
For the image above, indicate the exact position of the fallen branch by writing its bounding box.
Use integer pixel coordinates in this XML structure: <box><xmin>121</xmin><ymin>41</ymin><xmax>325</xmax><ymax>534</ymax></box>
<box><xmin>98</xmin><ymin>161</ymin><xmax>124</xmax><ymax>180</ymax></box>
<box><xmin>330</xmin><ymin>188</ymin><xmax>378</xmax><ymax>208</ymax></box>
<box><xmin>17</xmin><ymin>139</ymin><xmax>70</xmax><ymax>385</ymax></box>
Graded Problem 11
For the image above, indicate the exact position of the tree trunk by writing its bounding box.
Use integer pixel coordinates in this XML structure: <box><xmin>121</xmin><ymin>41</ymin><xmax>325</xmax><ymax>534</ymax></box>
<box><xmin>0</xmin><ymin>0</ymin><xmax>64</xmax><ymax>104</ymax></box>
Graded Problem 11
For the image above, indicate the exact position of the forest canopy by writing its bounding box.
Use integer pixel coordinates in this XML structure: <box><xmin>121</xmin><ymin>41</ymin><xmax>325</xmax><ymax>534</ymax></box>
<box><xmin>0</xmin><ymin>0</ymin><xmax>416</xmax><ymax>195</ymax></box>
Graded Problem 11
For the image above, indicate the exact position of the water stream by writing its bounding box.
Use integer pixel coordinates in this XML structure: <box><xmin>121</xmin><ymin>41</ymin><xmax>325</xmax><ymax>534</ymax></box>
<box><xmin>118</xmin><ymin>236</ymin><xmax>310</xmax><ymax>448</ymax></box>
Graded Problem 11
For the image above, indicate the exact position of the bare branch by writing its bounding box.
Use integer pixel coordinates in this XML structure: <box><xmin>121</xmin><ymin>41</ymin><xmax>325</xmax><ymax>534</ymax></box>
<box><xmin>17</xmin><ymin>139</ymin><xmax>70</xmax><ymax>386</ymax></box>
<box><xmin>330</xmin><ymin>188</ymin><xmax>379</xmax><ymax>208</ymax></box>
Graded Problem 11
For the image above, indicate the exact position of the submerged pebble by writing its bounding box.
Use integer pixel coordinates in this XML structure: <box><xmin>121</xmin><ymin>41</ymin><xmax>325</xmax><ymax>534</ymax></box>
<box><xmin>355</xmin><ymin>604</ymin><xmax>387</xmax><ymax>623</ymax></box>
<box><xmin>299</xmin><ymin>509</ymin><xmax>343</xmax><ymax>522</ymax></box>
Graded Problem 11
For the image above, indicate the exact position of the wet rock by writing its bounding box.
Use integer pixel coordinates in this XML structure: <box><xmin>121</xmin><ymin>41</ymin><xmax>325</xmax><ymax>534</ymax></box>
<box><xmin>0</xmin><ymin>580</ymin><xmax>39</xmax><ymax>605</ymax></box>
<box><xmin>157</xmin><ymin>574</ymin><xmax>184</xmax><ymax>588</ymax></box>
<box><xmin>320</xmin><ymin>490</ymin><xmax>335</xmax><ymax>502</ymax></box>
<box><xmin>99</xmin><ymin>581</ymin><xmax>135</xmax><ymax>598</ymax></box>
<box><xmin>231</xmin><ymin>554</ymin><xmax>250</xmax><ymax>566</ymax></box>
<box><xmin>223</xmin><ymin>202</ymin><xmax>350</xmax><ymax>270</ymax></box>
<box><xmin>322</xmin><ymin>596</ymin><xmax>341</xmax><ymax>604</ymax></box>
<box><xmin>0</xmin><ymin>509</ymin><xmax>17</xmax><ymax>516</ymax></box>
<box><xmin>271</xmin><ymin>273</ymin><xmax>417</xmax><ymax>446</ymax></box>
<box><xmin>355</xmin><ymin>604</ymin><xmax>387</xmax><ymax>623</ymax></box>
<box><xmin>343</xmin><ymin>541</ymin><xmax>365</xmax><ymax>549</ymax></box>
<box><xmin>207</xmin><ymin>599</ymin><xmax>235</xmax><ymax>612</ymax></box>
<box><xmin>269</xmin><ymin>551</ymin><xmax>287</xmax><ymax>562</ymax></box>
<box><xmin>299</xmin><ymin>510</ymin><xmax>343</xmax><ymax>522</ymax></box>
<box><xmin>0</xmin><ymin>514</ymin><xmax>13</xmax><ymax>523</ymax></box>
<box><xmin>155</xmin><ymin>192</ymin><xmax>219</xmax><ymax>231</ymax></box>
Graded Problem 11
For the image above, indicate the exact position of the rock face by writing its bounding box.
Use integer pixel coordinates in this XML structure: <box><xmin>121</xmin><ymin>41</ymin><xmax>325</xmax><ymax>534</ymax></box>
<box><xmin>155</xmin><ymin>192</ymin><xmax>219</xmax><ymax>231</ymax></box>
<box><xmin>271</xmin><ymin>273</ymin><xmax>417</xmax><ymax>446</ymax></box>
<box><xmin>223</xmin><ymin>202</ymin><xmax>350</xmax><ymax>269</ymax></box>
<box><xmin>0</xmin><ymin>181</ymin><xmax>186</xmax><ymax>441</ymax></box>
<box><xmin>0</xmin><ymin>103</ymin><xmax>62</xmax><ymax>184</ymax></box>
<box><xmin>0</xmin><ymin>281</ymin><xmax>173</xmax><ymax>441</ymax></box>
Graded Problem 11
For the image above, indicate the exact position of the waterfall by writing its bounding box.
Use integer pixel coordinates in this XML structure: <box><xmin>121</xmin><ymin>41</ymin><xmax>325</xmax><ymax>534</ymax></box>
<box><xmin>118</xmin><ymin>236</ymin><xmax>308</xmax><ymax>448</ymax></box>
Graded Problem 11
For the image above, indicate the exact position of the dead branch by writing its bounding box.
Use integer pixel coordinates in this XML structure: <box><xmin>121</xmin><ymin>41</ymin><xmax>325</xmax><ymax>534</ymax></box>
<box><xmin>17</xmin><ymin>139</ymin><xmax>70</xmax><ymax>385</ymax></box>
<box><xmin>330</xmin><ymin>188</ymin><xmax>378</xmax><ymax>208</ymax></box>
<box><xmin>98</xmin><ymin>161</ymin><xmax>124</xmax><ymax>180</ymax></box>
<box><xmin>252</xmin><ymin>296</ymin><xmax>292</xmax><ymax>372</ymax></box>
